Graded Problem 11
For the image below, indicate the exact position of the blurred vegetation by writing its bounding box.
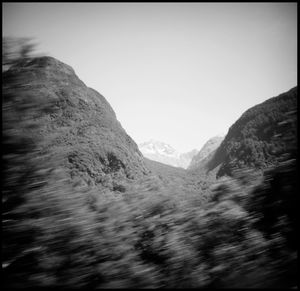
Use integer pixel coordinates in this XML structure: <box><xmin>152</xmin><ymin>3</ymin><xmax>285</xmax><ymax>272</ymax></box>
<box><xmin>2</xmin><ymin>37</ymin><xmax>37</xmax><ymax>71</ymax></box>
<box><xmin>2</xmin><ymin>38</ymin><xmax>297</xmax><ymax>288</ymax></box>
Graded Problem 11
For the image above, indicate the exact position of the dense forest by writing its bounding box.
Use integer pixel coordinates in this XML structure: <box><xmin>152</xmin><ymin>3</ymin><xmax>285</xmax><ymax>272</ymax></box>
<box><xmin>206</xmin><ymin>87</ymin><xmax>297</xmax><ymax>178</ymax></box>
<box><xmin>2</xmin><ymin>39</ymin><xmax>297</xmax><ymax>288</ymax></box>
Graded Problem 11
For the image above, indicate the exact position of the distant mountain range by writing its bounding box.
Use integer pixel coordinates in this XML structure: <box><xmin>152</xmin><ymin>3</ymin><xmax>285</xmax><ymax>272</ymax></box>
<box><xmin>138</xmin><ymin>140</ymin><xmax>198</xmax><ymax>169</ymax></box>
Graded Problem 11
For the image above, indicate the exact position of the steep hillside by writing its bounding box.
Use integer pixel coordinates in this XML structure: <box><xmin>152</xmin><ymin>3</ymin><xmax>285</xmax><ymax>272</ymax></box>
<box><xmin>4</xmin><ymin>56</ymin><xmax>149</xmax><ymax>189</ymax></box>
<box><xmin>139</xmin><ymin>140</ymin><xmax>198</xmax><ymax>168</ymax></box>
<box><xmin>188</xmin><ymin>136</ymin><xmax>224</xmax><ymax>170</ymax></box>
<box><xmin>205</xmin><ymin>87</ymin><xmax>297</xmax><ymax>177</ymax></box>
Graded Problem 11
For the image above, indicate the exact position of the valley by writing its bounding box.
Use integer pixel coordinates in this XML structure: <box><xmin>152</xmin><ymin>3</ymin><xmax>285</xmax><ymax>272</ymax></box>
<box><xmin>3</xmin><ymin>54</ymin><xmax>297</xmax><ymax>288</ymax></box>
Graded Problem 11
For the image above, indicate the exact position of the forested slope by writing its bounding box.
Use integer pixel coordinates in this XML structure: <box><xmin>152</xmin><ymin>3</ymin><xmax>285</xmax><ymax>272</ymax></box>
<box><xmin>205</xmin><ymin>87</ymin><xmax>297</xmax><ymax>177</ymax></box>
<box><xmin>3</xmin><ymin>56</ymin><xmax>150</xmax><ymax>191</ymax></box>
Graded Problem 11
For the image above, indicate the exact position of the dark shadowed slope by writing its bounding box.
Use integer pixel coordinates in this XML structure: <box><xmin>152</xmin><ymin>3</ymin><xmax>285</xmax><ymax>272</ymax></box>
<box><xmin>196</xmin><ymin>87</ymin><xmax>297</xmax><ymax>178</ymax></box>
<box><xmin>4</xmin><ymin>56</ymin><xmax>150</xmax><ymax>189</ymax></box>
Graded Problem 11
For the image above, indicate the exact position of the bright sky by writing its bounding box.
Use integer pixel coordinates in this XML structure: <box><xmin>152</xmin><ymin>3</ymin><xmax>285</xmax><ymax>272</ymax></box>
<box><xmin>3</xmin><ymin>3</ymin><xmax>297</xmax><ymax>152</ymax></box>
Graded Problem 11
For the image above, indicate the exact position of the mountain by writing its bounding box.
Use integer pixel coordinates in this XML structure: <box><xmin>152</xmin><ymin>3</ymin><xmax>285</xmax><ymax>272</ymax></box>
<box><xmin>139</xmin><ymin>140</ymin><xmax>198</xmax><ymax>169</ymax></box>
<box><xmin>3</xmin><ymin>56</ymin><xmax>150</xmax><ymax>189</ymax></box>
<box><xmin>200</xmin><ymin>87</ymin><xmax>297</xmax><ymax>178</ymax></box>
<box><xmin>188</xmin><ymin>136</ymin><xmax>224</xmax><ymax>170</ymax></box>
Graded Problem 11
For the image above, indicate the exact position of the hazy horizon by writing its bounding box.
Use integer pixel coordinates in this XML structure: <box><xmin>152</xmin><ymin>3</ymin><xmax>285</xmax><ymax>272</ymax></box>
<box><xmin>3</xmin><ymin>2</ymin><xmax>297</xmax><ymax>152</ymax></box>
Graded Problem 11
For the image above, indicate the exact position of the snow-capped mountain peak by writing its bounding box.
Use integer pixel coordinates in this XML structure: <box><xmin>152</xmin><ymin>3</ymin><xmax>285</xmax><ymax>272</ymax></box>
<box><xmin>139</xmin><ymin>140</ymin><xmax>180</xmax><ymax>157</ymax></box>
<box><xmin>138</xmin><ymin>140</ymin><xmax>198</xmax><ymax>168</ymax></box>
